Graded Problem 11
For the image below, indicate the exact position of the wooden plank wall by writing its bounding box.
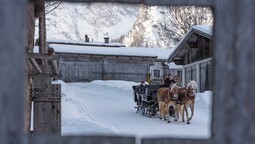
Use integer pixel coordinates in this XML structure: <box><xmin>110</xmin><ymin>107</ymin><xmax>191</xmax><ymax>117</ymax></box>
<box><xmin>58</xmin><ymin>56</ymin><xmax>153</xmax><ymax>82</ymax></box>
<box><xmin>2</xmin><ymin>0</ymin><xmax>255</xmax><ymax>144</ymax></box>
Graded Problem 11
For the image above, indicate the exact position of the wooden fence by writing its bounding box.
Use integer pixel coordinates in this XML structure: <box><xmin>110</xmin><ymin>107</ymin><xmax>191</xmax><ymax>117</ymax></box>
<box><xmin>1</xmin><ymin>0</ymin><xmax>255</xmax><ymax>144</ymax></box>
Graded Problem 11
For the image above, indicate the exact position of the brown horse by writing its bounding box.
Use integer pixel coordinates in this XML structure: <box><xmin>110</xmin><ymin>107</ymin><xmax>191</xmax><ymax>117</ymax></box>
<box><xmin>185</xmin><ymin>80</ymin><xmax>197</xmax><ymax>123</ymax></box>
<box><xmin>157</xmin><ymin>84</ymin><xmax>179</xmax><ymax>123</ymax></box>
<box><xmin>174</xmin><ymin>87</ymin><xmax>187</xmax><ymax>123</ymax></box>
<box><xmin>176</xmin><ymin>80</ymin><xmax>197</xmax><ymax>124</ymax></box>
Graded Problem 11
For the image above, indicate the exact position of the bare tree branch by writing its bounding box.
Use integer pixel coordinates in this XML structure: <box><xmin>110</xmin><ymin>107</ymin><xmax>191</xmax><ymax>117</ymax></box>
<box><xmin>45</xmin><ymin>1</ymin><xmax>62</xmax><ymax>15</ymax></box>
<box><xmin>168</xmin><ymin>6</ymin><xmax>213</xmax><ymax>39</ymax></box>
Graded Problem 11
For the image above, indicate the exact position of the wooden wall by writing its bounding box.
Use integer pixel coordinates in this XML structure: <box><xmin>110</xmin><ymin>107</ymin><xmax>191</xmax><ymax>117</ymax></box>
<box><xmin>184</xmin><ymin>36</ymin><xmax>213</xmax><ymax>65</ymax></box>
<box><xmin>2</xmin><ymin>0</ymin><xmax>255</xmax><ymax>144</ymax></box>
<box><xmin>58</xmin><ymin>53</ymin><xmax>155</xmax><ymax>82</ymax></box>
<box><xmin>183</xmin><ymin>58</ymin><xmax>213</xmax><ymax>92</ymax></box>
<box><xmin>182</xmin><ymin>33</ymin><xmax>213</xmax><ymax>92</ymax></box>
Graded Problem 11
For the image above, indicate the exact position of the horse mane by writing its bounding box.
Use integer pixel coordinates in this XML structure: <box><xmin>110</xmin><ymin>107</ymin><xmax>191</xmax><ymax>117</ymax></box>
<box><xmin>170</xmin><ymin>83</ymin><xmax>177</xmax><ymax>92</ymax></box>
<box><xmin>187</xmin><ymin>80</ymin><xmax>197</xmax><ymax>89</ymax></box>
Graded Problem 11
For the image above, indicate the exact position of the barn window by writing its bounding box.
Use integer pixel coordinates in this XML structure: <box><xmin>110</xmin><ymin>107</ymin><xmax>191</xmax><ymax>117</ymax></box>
<box><xmin>154</xmin><ymin>69</ymin><xmax>160</xmax><ymax>77</ymax></box>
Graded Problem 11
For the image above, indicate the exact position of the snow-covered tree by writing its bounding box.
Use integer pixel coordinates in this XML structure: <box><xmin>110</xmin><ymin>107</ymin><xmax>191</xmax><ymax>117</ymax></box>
<box><xmin>168</xmin><ymin>6</ymin><xmax>213</xmax><ymax>38</ymax></box>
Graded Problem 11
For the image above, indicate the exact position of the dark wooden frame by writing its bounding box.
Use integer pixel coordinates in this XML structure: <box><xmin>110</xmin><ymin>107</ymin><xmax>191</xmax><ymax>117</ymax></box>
<box><xmin>2</xmin><ymin>0</ymin><xmax>255</xmax><ymax>144</ymax></box>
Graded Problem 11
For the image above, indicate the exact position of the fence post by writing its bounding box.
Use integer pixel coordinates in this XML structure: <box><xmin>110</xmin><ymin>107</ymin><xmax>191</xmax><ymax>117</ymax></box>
<box><xmin>32</xmin><ymin>64</ymin><xmax>61</xmax><ymax>134</ymax></box>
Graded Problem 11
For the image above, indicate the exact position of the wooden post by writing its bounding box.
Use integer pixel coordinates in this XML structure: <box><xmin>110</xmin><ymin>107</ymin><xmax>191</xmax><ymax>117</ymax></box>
<box><xmin>212</xmin><ymin>0</ymin><xmax>255</xmax><ymax>144</ymax></box>
<box><xmin>0</xmin><ymin>0</ymin><xmax>26</xmax><ymax>144</ymax></box>
<box><xmin>51</xmin><ymin>84</ymin><xmax>61</xmax><ymax>134</ymax></box>
<box><xmin>30</xmin><ymin>58</ymin><xmax>43</xmax><ymax>73</ymax></box>
<box><xmin>32</xmin><ymin>65</ymin><xmax>61</xmax><ymax>134</ymax></box>
<box><xmin>38</xmin><ymin>1</ymin><xmax>47</xmax><ymax>64</ymax></box>
<box><xmin>25</xmin><ymin>2</ymin><xmax>36</xmax><ymax>134</ymax></box>
<box><xmin>33</xmin><ymin>65</ymin><xmax>52</xmax><ymax>134</ymax></box>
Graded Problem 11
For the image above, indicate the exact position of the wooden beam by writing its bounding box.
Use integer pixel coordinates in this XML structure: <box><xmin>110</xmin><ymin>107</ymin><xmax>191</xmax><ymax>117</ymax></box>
<box><xmin>28</xmin><ymin>53</ymin><xmax>59</xmax><ymax>60</ymax></box>
<box><xmin>29</xmin><ymin>58</ymin><xmax>43</xmax><ymax>73</ymax></box>
<box><xmin>51</xmin><ymin>60</ymin><xmax>59</xmax><ymax>75</ymax></box>
<box><xmin>0</xmin><ymin>1</ymin><xmax>26</xmax><ymax>144</ymax></box>
<box><xmin>188</xmin><ymin>42</ymin><xmax>198</xmax><ymax>48</ymax></box>
<box><xmin>173</xmin><ymin>60</ymin><xmax>184</xmax><ymax>65</ymax></box>
<box><xmin>31</xmin><ymin>0</ymin><xmax>214</xmax><ymax>6</ymax></box>
<box><xmin>213</xmin><ymin>0</ymin><xmax>255</xmax><ymax>144</ymax></box>
<box><xmin>29</xmin><ymin>135</ymin><xmax>135</xmax><ymax>144</ymax></box>
<box><xmin>56</xmin><ymin>52</ymin><xmax>157</xmax><ymax>59</ymax></box>
<box><xmin>142</xmin><ymin>138</ymin><xmax>212</xmax><ymax>144</ymax></box>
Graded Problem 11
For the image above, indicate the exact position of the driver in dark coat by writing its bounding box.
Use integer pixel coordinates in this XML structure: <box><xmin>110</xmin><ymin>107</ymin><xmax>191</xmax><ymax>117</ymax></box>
<box><xmin>164</xmin><ymin>74</ymin><xmax>176</xmax><ymax>87</ymax></box>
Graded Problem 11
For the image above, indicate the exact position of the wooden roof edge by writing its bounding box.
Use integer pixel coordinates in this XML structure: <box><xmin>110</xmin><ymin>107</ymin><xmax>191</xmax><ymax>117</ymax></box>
<box><xmin>55</xmin><ymin>52</ymin><xmax>158</xmax><ymax>59</ymax></box>
<box><xmin>47</xmin><ymin>41</ymin><xmax>125</xmax><ymax>48</ymax></box>
<box><xmin>167</xmin><ymin>26</ymin><xmax>213</xmax><ymax>63</ymax></box>
<box><xmin>167</xmin><ymin>29</ymin><xmax>194</xmax><ymax>63</ymax></box>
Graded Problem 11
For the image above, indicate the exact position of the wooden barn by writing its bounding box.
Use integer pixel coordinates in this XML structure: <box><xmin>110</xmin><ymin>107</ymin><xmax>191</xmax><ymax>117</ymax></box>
<box><xmin>38</xmin><ymin>39</ymin><xmax>175</xmax><ymax>83</ymax></box>
<box><xmin>167</xmin><ymin>25</ymin><xmax>213</xmax><ymax>92</ymax></box>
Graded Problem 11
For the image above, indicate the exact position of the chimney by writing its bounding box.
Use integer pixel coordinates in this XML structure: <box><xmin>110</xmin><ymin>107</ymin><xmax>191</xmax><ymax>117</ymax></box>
<box><xmin>85</xmin><ymin>34</ymin><xmax>89</xmax><ymax>42</ymax></box>
<box><xmin>104</xmin><ymin>37</ymin><xmax>109</xmax><ymax>43</ymax></box>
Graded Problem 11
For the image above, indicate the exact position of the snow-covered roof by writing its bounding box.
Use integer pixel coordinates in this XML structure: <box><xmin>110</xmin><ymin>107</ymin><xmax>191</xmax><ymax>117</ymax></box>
<box><xmin>43</xmin><ymin>44</ymin><xmax>174</xmax><ymax>60</ymax></box>
<box><xmin>47</xmin><ymin>39</ymin><xmax>126</xmax><ymax>47</ymax></box>
<box><xmin>168</xmin><ymin>62</ymin><xmax>182</xmax><ymax>69</ymax></box>
<box><xmin>192</xmin><ymin>25</ymin><xmax>213</xmax><ymax>36</ymax></box>
<box><xmin>167</xmin><ymin>25</ymin><xmax>213</xmax><ymax>63</ymax></box>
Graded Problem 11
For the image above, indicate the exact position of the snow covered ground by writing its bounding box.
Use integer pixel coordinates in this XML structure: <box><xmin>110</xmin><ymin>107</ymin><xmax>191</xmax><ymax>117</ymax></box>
<box><xmin>57</xmin><ymin>80</ymin><xmax>212</xmax><ymax>139</ymax></box>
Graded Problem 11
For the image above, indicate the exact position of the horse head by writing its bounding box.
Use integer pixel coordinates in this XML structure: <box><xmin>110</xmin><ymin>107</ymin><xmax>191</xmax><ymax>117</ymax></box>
<box><xmin>168</xmin><ymin>84</ymin><xmax>179</xmax><ymax>100</ymax></box>
<box><xmin>187</xmin><ymin>80</ymin><xmax>197</xmax><ymax>97</ymax></box>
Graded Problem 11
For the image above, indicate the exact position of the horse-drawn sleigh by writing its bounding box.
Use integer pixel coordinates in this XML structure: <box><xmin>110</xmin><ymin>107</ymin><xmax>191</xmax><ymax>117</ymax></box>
<box><xmin>132</xmin><ymin>82</ymin><xmax>175</xmax><ymax>118</ymax></box>
<box><xmin>132</xmin><ymin>80</ymin><xmax>198</xmax><ymax>124</ymax></box>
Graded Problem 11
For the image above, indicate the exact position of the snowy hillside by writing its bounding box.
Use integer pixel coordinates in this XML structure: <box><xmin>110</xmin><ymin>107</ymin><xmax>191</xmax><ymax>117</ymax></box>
<box><xmin>57</xmin><ymin>80</ymin><xmax>213</xmax><ymax>138</ymax></box>
<box><xmin>121</xmin><ymin>5</ymin><xmax>177</xmax><ymax>48</ymax></box>
<box><xmin>41</xmin><ymin>3</ymin><xmax>213</xmax><ymax>48</ymax></box>
<box><xmin>39</xmin><ymin>3</ymin><xmax>139</xmax><ymax>41</ymax></box>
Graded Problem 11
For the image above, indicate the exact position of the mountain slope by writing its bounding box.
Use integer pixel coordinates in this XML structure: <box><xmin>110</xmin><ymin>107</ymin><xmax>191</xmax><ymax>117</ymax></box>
<box><xmin>120</xmin><ymin>5</ymin><xmax>177</xmax><ymax>48</ymax></box>
<box><xmin>38</xmin><ymin>3</ymin><xmax>139</xmax><ymax>42</ymax></box>
<box><xmin>41</xmin><ymin>3</ymin><xmax>212</xmax><ymax>48</ymax></box>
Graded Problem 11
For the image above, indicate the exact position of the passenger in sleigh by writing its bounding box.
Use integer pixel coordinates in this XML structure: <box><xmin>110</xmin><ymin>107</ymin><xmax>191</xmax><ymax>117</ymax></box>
<box><xmin>138</xmin><ymin>80</ymin><xmax>146</xmax><ymax>98</ymax></box>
